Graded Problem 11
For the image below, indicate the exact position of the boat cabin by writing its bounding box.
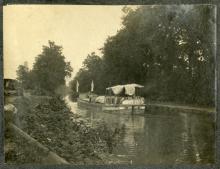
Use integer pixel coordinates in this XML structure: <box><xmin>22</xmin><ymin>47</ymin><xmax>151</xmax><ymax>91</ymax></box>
<box><xmin>77</xmin><ymin>83</ymin><xmax>145</xmax><ymax>112</ymax></box>
<box><xmin>104</xmin><ymin>84</ymin><xmax>145</xmax><ymax>105</ymax></box>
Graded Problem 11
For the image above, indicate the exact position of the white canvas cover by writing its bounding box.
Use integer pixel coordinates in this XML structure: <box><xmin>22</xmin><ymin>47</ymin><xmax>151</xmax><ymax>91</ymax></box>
<box><xmin>106</xmin><ymin>85</ymin><xmax>124</xmax><ymax>95</ymax></box>
<box><xmin>124</xmin><ymin>84</ymin><xmax>136</xmax><ymax>96</ymax></box>
<box><xmin>124</xmin><ymin>84</ymin><xmax>144</xmax><ymax>96</ymax></box>
<box><xmin>121</xmin><ymin>97</ymin><xmax>145</xmax><ymax>105</ymax></box>
<box><xmin>107</xmin><ymin>84</ymin><xmax>144</xmax><ymax>96</ymax></box>
<box><xmin>95</xmin><ymin>96</ymin><xmax>105</xmax><ymax>103</ymax></box>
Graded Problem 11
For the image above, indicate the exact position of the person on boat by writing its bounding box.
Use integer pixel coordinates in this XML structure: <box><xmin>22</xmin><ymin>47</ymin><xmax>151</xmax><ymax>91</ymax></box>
<box><xmin>88</xmin><ymin>91</ymin><xmax>92</xmax><ymax>102</ymax></box>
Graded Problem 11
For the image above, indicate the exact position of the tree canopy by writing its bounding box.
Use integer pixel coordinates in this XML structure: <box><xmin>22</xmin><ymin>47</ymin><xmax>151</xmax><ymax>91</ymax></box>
<box><xmin>71</xmin><ymin>5</ymin><xmax>215</xmax><ymax>106</ymax></box>
<box><xmin>70</xmin><ymin>52</ymin><xmax>102</xmax><ymax>94</ymax></box>
<box><xmin>16</xmin><ymin>61</ymin><xmax>30</xmax><ymax>89</ymax></box>
<box><xmin>16</xmin><ymin>41</ymin><xmax>73</xmax><ymax>95</ymax></box>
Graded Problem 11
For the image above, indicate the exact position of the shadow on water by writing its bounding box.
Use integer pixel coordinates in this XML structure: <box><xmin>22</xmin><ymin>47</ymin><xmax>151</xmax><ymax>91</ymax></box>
<box><xmin>65</xmin><ymin>96</ymin><xmax>215</xmax><ymax>165</ymax></box>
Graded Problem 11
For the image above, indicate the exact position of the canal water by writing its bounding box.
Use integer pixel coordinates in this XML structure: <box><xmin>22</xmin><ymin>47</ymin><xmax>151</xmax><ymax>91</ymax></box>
<box><xmin>66</xmin><ymin>97</ymin><xmax>215</xmax><ymax>165</ymax></box>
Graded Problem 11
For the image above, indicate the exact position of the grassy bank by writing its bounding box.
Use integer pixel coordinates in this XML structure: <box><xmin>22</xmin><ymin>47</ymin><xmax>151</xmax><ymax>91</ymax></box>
<box><xmin>5</xmin><ymin>95</ymin><xmax>125</xmax><ymax>164</ymax></box>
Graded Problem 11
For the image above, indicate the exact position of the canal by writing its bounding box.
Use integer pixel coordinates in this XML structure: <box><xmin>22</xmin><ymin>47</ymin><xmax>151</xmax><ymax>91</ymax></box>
<box><xmin>66</xmin><ymin>97</ymin><xmax>215</xmax><ymax>165</ymax></box>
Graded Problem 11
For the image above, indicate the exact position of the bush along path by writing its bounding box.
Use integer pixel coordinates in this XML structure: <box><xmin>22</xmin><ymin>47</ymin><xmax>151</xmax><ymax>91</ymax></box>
<box><xmin>9</xmin><ymin>96</ymin><xmax>126</xmax><ymax>164</ymax></box>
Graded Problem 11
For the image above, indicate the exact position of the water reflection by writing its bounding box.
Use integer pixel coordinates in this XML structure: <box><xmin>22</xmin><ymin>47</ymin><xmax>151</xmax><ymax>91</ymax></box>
<box><xmin>66</xmin><ymin>98</ymin><xmax>215</xmax><ymax>165</ymax></box>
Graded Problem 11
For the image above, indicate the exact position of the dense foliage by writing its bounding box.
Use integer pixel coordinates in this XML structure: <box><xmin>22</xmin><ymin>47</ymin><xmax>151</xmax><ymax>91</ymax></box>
<box><xmin>70</xmin><ymin>52</ymin><xmax>103</xmax><ymax>94</ymax></box>
<box><xmin>16</xmin><ymin>41</ymin><xmax>73</xmax><ymax>95</ymax></box>
<box><xmin>8</xmin><ymin>96</ymin><xmax>125</xmax><ymax>164</ymax></box>
<box><xmin>71</xmin><ymin>5</ymin><xmax>215</xmax><ymax>106</ymax></box>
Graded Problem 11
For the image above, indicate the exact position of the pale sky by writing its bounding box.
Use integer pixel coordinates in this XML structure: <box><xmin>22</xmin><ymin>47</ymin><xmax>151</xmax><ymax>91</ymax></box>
<box><xmin>4</xmin><ymin>5</ymin><xmax>135</xmax><ymax>81</ymax></box>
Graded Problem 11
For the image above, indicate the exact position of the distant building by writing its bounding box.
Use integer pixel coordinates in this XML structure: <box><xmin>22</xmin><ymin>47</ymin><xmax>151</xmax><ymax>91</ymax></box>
<box><xmin>4</xmin><ymin>78</ymin><xmax>17</xmax><ymax>90</ymax></box>
<box><xmin>4</xmin><ymin>78</ymin><xmax>23</xmax><ymax>96</ymax></box>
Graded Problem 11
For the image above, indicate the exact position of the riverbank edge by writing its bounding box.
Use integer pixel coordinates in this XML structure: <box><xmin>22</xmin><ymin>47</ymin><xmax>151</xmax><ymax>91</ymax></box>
<box><xmin>8</xmin><ymin>123</ymin><xmax>69</xmax><ymax>164</ymax></box>
<box><xmin>146</xmin><ymin>102</ymin><xmax>215</xmax><ymax>115</ymax></box>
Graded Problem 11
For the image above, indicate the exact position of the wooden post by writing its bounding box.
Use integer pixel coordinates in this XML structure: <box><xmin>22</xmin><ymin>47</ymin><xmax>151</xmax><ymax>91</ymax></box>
<box><xmin>131</xmin><ymin>105</ymin><xmax>134</xmax><ymax>114</ymax></box>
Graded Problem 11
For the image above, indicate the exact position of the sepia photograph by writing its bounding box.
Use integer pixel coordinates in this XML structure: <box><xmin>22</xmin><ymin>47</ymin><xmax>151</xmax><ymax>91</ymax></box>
<box><xmin>3</xmin><ymin>4</ymin><xmax>216</xmax><ymax>165</ymax></box>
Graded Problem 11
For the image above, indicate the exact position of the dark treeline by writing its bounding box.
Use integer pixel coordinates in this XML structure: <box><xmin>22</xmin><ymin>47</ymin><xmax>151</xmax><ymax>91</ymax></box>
<box><xmin>70</xmin><ymin>5</ymin><xmax>216</xmax><ymax>107</ymax></box>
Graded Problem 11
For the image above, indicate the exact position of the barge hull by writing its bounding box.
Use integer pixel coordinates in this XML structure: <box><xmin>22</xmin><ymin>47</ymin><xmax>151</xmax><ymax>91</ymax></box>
<box><xmin>77</xmin><ymin>98</ymin><xmax>145</xmax><ymax>113</ymax></box>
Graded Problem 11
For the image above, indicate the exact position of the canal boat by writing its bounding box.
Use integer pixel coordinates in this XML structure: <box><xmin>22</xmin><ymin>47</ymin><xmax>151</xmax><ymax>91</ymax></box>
<box><xmin>77</xmin><ymin>83</ymin><xmax>146</xmax><ymax>113</ymax></box>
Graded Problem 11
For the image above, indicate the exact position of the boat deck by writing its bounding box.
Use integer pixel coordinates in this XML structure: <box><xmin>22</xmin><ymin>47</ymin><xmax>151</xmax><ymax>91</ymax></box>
<box><xmin>77</xmin><ymin>98</ymin><xmax>146</xmax><ymax>113</ymax></box>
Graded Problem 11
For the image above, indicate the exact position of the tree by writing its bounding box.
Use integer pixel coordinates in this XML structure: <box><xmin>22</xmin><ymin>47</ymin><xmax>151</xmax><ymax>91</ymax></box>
<box><xmin>31</xmin><ymin>41</ymin><xmax>73</xmax><ymax>94</ymax></box>
<box><xmin>16</xmin><ymin>61</ymin><xmax>30</xmax><ymax>89</ymax></box>
<box><xmin>72</xmin><ymin>5</ymin><xmax>215</xmax><ymax>106</ymax></box>
<box><xmin>100</xmin><ymin>5</ymin><xmax>215</xmax><ymax>106</ymax></box>
<box><xmin>70</xmin><ymin>52</ymin><xmax>103</xmax><ymax>93</ymax></box>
